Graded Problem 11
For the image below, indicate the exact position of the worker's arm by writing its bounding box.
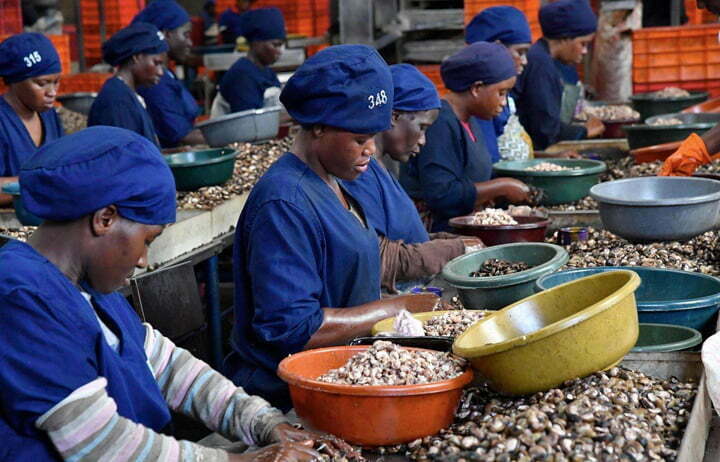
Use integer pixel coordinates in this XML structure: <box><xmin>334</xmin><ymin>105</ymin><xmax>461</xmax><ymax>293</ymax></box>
<box><xmin>179</xmin><ymin>128</ymin><xmax>206</xmax><ymax>146</ymax></box>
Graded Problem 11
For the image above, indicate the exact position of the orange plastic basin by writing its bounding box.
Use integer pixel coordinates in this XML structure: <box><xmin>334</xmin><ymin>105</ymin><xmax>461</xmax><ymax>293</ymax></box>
<box><xmin>277</xmin><ymin>345</ymin><xmax>473</xmax><ymax>446</ymax></box>
<box><xmin>682</xmin><ymin>96</ymin><xmax>720</xmax><ymax>114</ymax></box>
<box><xmin>630</xmin><ymin>141</ymin><xmax>681</xmax><ymax>163</ymax></box>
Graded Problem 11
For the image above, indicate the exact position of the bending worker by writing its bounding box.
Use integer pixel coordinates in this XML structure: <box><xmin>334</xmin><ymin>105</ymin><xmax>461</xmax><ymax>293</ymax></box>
<box><xmin>342</xmin><ymin>63</ymin><xmax>482</xmax><ymax>293</ymax></box>
<box><xmin>399</xmin><ymin>42</ymin><xmax>531</xmax><ymax>233</ymax></box>
<box><xmin>88</xmin><ymin>22</ymin><xmax>167</xmax><ymax>147</ymax></box>
<box><xmin>226</xmin><ymin>45</ymin><xmax>440</xmax><ymax>411</ymax></box>
<box><xmin>0</xmin><ymin>126</ymin><xmax>353</xmax><ymax>461</ymax></box>
<box><xmin>213</xmin><ymin>7</ymin><xmax>285</xmax><ymax>115</ymax></box>
<box><xmin>514</xmin><ymin>0</ymin><xmax>605</xmax><ymax>150</ymax></box>
<box><xmin>0</xmin><ymin>33</ymin><xmax>63</xmax><ymax>206</ymax></box>
<box><xmin>133</xmin><ymin>0</ymin><xmax>206</xmax><ymax>148</ymax></box>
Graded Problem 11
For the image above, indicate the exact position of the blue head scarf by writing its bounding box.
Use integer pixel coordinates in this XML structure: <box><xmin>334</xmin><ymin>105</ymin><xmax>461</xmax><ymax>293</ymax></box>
<box><xmin>103</xmin><ymin>22</ymin><xmax>170</xmax><ymax>66</ymax></box>
<box><xmin>390</xmin><ymin>64</ymin><xmax>440</xmax><ymax>112</ymax></box>
<box><xmin>132</xmin><ymin>0</ymin><xmax>190</xmax><ymax>31</ymax></box>
<box><xmin>0</xmin><ymin>33</ymin><xmax>61</xmax><ymax>83</ymax></box>
<box><xmin>20</xmin><ymin>126</ymin><xmax>177</xmax><ymax>224</ymax></box>
<box><xmin>241</xmin><ymin>8</ymin><xmax>286</xmax><ymax>42</ymax></box>
<box><xmin>441</xmin><ymin>41</ymin><xmax>517</xmax><ymax>92</ymax></box>
<box><xmin>540</xmin><ymin>0</ymin><xmax>597</xmax><ymax>39</ymax></box>
<box><xmin>466</xmin><ymin>6</ymin><xmax>532</xmax><ymax>45</ymax></box>
<box><xmin>281</xmin><ymin>45</ymin><xmax>393</xmax><ymax>134</ymax></box>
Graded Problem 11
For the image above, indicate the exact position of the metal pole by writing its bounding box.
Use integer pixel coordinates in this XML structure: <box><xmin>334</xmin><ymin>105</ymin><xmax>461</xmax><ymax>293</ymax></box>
<box><xmin>99</xmin><ymin>0</ymin><xmax>106</xmax><ymax>44</ymax></box>
<box><xmin>74</xmin><ymin>0</ymin><xmax>86</xmax><ymax>71</ymax></box>
<box><xmin>205</xmin><ymin>255</ymin><xmax>223</xmax><ymax>370</ymax></box>
<box><xmin>670</xmin><ymin>0</ymin><xmax>681</xmax><ymax>26</ymax></box>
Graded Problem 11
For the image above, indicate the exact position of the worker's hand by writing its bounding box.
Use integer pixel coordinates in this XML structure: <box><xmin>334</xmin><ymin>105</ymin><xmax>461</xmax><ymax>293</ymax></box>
<box><xmin>492</xmin><ymin>178</ymin><xmax>532</xmax><ymax>204</ymax></box>
<box><xmin>269</xmin><ymin>423</ymin><xmax>358</xmax><ymax>460</ymax></box>
<box><xmin>555</xmin><ymin>150</ymin><xmax>582</xmax><ymax>159</ymax></box>
<box><xmin>397</xmin><ymin>293</ymin><xmax>442</xmax><ymax>313</ymax></box>
<box><xmin>660</xmin><ymin>133</ymin><xmax>711</xmax><ymax>176</ymax></box>
<box><xmin>585</xmin><ymin>117</ymin><xmax>605</xmax><ymax>138</ymax></box>
<box><xmin>228</xmin><ymin>441</ymin><xmax>320</xmax><ymax>462</ymax></box>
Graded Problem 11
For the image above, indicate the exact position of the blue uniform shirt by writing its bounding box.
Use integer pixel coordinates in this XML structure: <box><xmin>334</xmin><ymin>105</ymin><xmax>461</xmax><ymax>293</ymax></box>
<box><xmin>138</xmin><ymin>68</ymin><xmax>200</xmax><ymax>148</ymax></box>
<box><xmin>0</xmin><ymin>98</ymin><xmax>64</xmax><ymax>177</ymax></box>
<box><xmin>341</xmin><ymin>157</ymin><xmax>429</xmax><ymax>244</ymax></box>
<box><xmin>0</xmin><ymin>240</ymin><xmax>171</xmax><ymax>460</ymax></box>
<box><xmin>88</xmin><ymin>76</ymin><xmax>160</xmax><ymax>147</ymax></box>
<box><xmin>219</xmin><ymin>57</ymin><xmax>280</xmax><ymax>113</ymax></box>
<box><xmin>400</xmin><ymin>100</ymin><xmax>492</xmax><ymax>232</ymax></box>
<box><xmin>226</xmin><ymin>153</ymin><xmax>381</xmax><ymax>410</ymax></box>
<box><xmin>514</xmin><ymin>39</ymin><xmax>587</xmax><ymax>150</ymax></box>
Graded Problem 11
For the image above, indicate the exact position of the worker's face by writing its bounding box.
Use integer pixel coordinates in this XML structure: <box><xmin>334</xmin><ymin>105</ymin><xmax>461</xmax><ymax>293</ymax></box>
<box><xmin>86</xmin><ymin>207</ymin><xmax>164</xmax><ymax>293</ymax></box>
<box><xmin>252</xmin><ymin>39</ymin><xmax>284</xmax><ymax>66</ymax></box>
<box><xmin>12</xmin><ymin>73</ymin><xmax>61</xmax><ymax>112</ymax></box>
<box><xmin>698</xmin><ymin>0</ymin><xmax>720</xmax><ymax>15</ymax></box>
<box><xmin>166</xmin><ymin>23</ymin><xmax>193</xmax><ymax>64</ymax></box>
<box><xmin>132</xmin><ymin>53</ymin><xmax>165</xmax><ymax>86</ymax></box>
<box><xmin>314</xmin><ymin>126</ymin><xmax>377</xmax><ymax>181</ymax></box>
<box><xmin>506</xmin><ymin>43</ymin><xmax>531</xmax><ymax>74</ymax></box>
<box><xmin>557</xmin><ymin>33</ymin><xmax>594</xmax><ymax>65</ymax></box>
<box><xmin>470</xmin><ymin>76</ymin><xmax>517</xmax><ymax>120</ymax></box>
<box><xmin>383</xmin><ymin>109</ymin><xmax>439</xmax><ymax>163</ymax></box>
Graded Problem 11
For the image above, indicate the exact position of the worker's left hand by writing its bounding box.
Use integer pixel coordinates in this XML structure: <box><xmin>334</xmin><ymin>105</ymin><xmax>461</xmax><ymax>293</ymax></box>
<box><xmin>555</xmin><ymin>150</ymin><xmax>582</xmax><ymax>159</ymax></box>
<box><xmin>269</xmin><ymin>423</ymin><xmax>360</xmax><ymax>460</ymax></box>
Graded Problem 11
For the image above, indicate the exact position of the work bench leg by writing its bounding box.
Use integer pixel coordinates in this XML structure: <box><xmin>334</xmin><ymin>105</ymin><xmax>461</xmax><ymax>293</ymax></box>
<box><xmin>205</xmin><ymin>255</ymin><xmax>223</xmax><ymax>370</ymax></box>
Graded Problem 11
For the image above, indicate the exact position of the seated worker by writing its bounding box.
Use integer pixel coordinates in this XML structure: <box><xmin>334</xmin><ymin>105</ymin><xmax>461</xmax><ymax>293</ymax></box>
<box><xmin>399</xmin><ymin>42</ymin><xmax>532</xmax><ymax>233</ymax></box>
<box><xmin>0</xmin><ymin>33</ymin><xmax>63</xmax><ymax>206</ymax></box>
<box><xmin>88</xmin><ymin>23</ymin><xmax>166</xmax><ymax>147</ymax></box>
<box><xmin>212</xmin><ymin>7</ymin><xmax>285</xmax><ymax>116</ymax></box>
<box><xmin>0</xmin><ymin>126</ymin><xmax>352</xmax><ymax>462</ymax></box>
<box><xmin>514</xmin><ymin>0</ymin><xmax>605</xmax><ymax>150</ymax></box>
<box><xmin>342</xmin><ymin>64</ymin><xmax>481</xmax><ymax>293</ymax></box>
<box><xmin>219</xmin><ymin>0</ymin><xmax>256</xmax><ymax>44</ymax></box>
<box><xmin>226</xmin><ymin>45</ymin><xmax>441</xmax><ymax>410</ymax></box>
<box><xmin>133</xmin><ymin>0</ymin><xmax>206</xmax><ymax>148</ymax></box>
<box><xmin>200</xmin><ymin>0</ymin><xmax>219</xmax><ymax>45</ymax></box>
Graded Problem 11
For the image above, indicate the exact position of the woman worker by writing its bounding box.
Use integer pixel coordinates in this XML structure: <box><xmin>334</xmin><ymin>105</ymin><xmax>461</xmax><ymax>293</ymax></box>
<box><xmin>513</xmin><ymin>0</ymin><xmax>604</xmax><ymax>150</ymax></box>
<box><xmin>0</xmin><ymin>33</ymin><xmax>63</xmax><ymax>206</ymax></box>
<box><xmin>219</xmin><ymin>0</ymin><xmax>257</xmax><ymax>44</ymax></box>
<box><xmin>0</xmin><ymin>126</ymin><xmax>352</xmax><ymax>461</ymax></box>
<box><xmin>342</xmin><ymin>63</ymin><xmax>480</xmax><ymax>293</ymax></box>
<box><xmin>88</xmin><ymin>22</ymin><xmax>167</xmax><ymax>147</ymax></box>
<box><xmin>212</xmin><ymin>7</ymin><xmax>285</xmax><ymax>116</ymax></box>
<box><xmin>226</xmin><ymin>45</ymin><xmax>440</xmax><ymax>410</ymax></box>
<box><xmin>399</xmin><ymin>42</ymin><xmax>532</xmax><ymax>233</ymax></box>
<box><xmin>134</xmin><ymin>0</ymin><xmax>206</xmax><ymax>148</ymax></box>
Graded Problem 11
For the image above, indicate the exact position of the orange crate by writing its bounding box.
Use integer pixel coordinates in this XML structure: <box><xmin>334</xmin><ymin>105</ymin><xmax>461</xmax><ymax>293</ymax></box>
<box><xmin>465</xmin><ymin>0</ymin><xmax>542</xmax><ymax>41</ymax></box>
<box><xmin>416</xmin><ymin>64</ymin><xmax>448</xmax><ymax>96</ymax></box>
<box><xmin>59</xmin><ymin>72</ymin><xmax>112</xmax><ymax>95</ymax></box>
<box><xmin>686</xmin><ymin>0</ymin><xmax>718</xmax><ymax>25</ymax></box>
<box><xmin>216</xmin><ymin>0</ymin><xmax>329</xmax><ymax>37</ymax></box>
<box><xmin>633</xmin><ymin>24</ymin><xmax>720</xmax><ymax>84</ymax></box>
<box><xmin>0</xmin><ymin>0</ymin><xmax>21</xmax><ymax>35</ymax></box>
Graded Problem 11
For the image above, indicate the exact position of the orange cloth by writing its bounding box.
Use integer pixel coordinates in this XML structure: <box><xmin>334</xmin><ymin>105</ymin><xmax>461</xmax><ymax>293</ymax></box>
<box><xmin>660</xmin><ymin>133</ymin><xmax>711</xmax><ymax>176</ymax></box>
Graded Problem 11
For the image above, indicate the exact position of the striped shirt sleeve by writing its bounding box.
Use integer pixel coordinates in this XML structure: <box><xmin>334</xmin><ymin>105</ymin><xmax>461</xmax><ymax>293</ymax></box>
<box><xmin>142</xmin><ymin>324</ymin><xmax>288</xmax><ymax>446</ymax></box>
<box><xmin>35</xmin><ymin>377</ymin><xmax>228</xmax><ymax>462</ymax></box>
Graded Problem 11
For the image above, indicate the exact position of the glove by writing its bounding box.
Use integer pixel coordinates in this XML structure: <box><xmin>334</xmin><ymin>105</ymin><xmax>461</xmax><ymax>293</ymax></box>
<box><xmin>660</xmin><ymin>133</ymin><xmax>711</xmax><ymax>176</ymax></box>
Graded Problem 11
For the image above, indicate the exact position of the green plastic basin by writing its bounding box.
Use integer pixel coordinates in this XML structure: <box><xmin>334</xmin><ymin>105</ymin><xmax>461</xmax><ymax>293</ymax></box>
<box><xmin>632</xmin><ymin>323</ymin><xmax>702</xmax><ymax>353</ymax></box>
<box><xmin>165</xmin><ymin>148</ymin><xmax>238</xmax><ymax>191</ymax></box>
<box><xmin>631</xmin><ymin>91</ymin><xmax>708</xmax><ymax>121</ymax></box>
<box><xmin>492</xmin><ymin>159</ymin><xmax>607</xmax><ymax>205</ymax></box>
<box><xmin>442</xmin><ymin>243</ymin><xmax>568</xmax><ymax>310</ymax></box>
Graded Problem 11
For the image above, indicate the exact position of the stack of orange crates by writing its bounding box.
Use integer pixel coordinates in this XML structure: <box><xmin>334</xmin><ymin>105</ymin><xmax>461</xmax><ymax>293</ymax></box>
<box><xmin>58</xmin><ymin>73</ymin><xmax>112</xmax><ymax>95</ymax></box>
<box><xmin>80</xmin><ymin>0</ymin><xmax>146</xmax><ymax>65</ymax></box>
<box><xmin>416</xmin><ymin>65</ymin><xmax>448</xmax><ymax>97</ymax></box>
<box><xmin>464</xmin><ymin>0</ymin><xmax>542</xmax><ymax>41</ymax></box>
<box><xmin>215</xmin><ymin>0</ymin><xmax>330</xmax><ymax>37</ymax></box>
<box><xmin>0</xmin><ymin>0</ymin><xmax>22</xmax><ymax>35</ymax></box>
<box><xmin>632</xmin><ymin>23</ymin><xmax>720</xmax><ymax>97</ymax></box>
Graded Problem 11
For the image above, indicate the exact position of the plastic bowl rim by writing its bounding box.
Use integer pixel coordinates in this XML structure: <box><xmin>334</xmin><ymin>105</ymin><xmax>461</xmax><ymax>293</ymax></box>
<box><xmin>590</xmin><ymin>176</ymin><xmax>720</xmax><ymax>206</ymax></box>
<box><xmin>1</xmin><ymin>181</ymin><xmax>20</xmax><ymax>195</ymax></box>
<box><xmin>57</xmin><ymin>92</ymin><xmax>98</xmax><ymax>99</ymax></box>
<box><xmin>632</xmin><ymin>322</ymin><xmax>703</xmax><ymax>353</ymax></box>
<box><xmin>630</xmin><ymin>91</ymin><xmax>708</xmax><ymax>102</ymax></box>
<box><xmin>370</xmin><ymin>309</ymin><xmax>493</xmax><ymax>336</ymax></box>
<box><xmin>492</xmin><ymin>158</ymin><xmax>607</xmax><ymax>177</ymax></box>
<box><xmin>441</xmin><ymin>242</ymin><xmax>569</xmax><ymax>287</ymax></box>
<box><xmin>165</xmin><ymin>148</ymin><xmax>239</xmax><ymax>169</ymax></box>
<box><xmin>452</xmin><ymin>270</ymin><xmax>641</xmax><ymax>358</ymax></box>
<box><xmin>536</xmin><ymin>266</ymin><xmax>720</xmax><ymax>311</ymax></box>
<box><xmin>623</xmin><ymin>123</ymin><xmax>716</xmax><ymax>131</ymax></box>
<box><xmin>196</xmin><ymin>105</ymin><xmax>281</xmax><ymax>128</ymax></box>
<box><xmin>277</xmin><ymin>345</ymin><xmax>474</xmax><ymax>396</ymax></box>
<box><xmin>448</xmin><ymin>215</ymin><xmax>551</xmax><ymax>231</ymax></box>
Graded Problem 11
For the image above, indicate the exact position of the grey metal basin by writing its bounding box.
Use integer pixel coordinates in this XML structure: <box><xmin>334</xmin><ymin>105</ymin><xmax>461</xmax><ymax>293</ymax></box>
<box><xmin>645</xmin><ymin>112</ymin><xmax>720</xmax><ymax>126</ymax></box>
<box><xmin>57</xmin><ymin>92</ymin><xmax>97</xmax><ymax>116</ymax></box>
<box><xmin>197</xmin><ymin>106</ymin><xmax>280</xmax><ymax>147</ymax></box>
<box><xmin>590</xmin><ymin>177</ymin><xmax>720</xmax><ymax>242</ymax></box>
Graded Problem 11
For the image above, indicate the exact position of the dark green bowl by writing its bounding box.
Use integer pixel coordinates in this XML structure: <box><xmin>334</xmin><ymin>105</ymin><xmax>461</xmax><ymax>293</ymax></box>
<box><xmin>165</xmin><ymin>148</ymin><xmax>238</xmax><ymax>191</ymax></box>
<box><xmin>630</xmin><ymin>91</ymin><xmax>708</xmax><ymax>121</ymax></box>
<box><xmin>492</xmin><ymin>159</ymin><xmax>607</xmax><ymax>205</ymax></box>
<box><xmin>632</xmin><ymin>323</ymin><xmax>702</xmax><ymax>353</ymax></box>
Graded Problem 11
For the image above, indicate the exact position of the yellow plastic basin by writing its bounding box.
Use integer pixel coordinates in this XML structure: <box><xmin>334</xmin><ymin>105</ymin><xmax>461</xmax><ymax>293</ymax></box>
<box><xmin>371</xmin><ymin>310</ymin><xmax>491</xmax><ymax>336</ymax></box>
<box><xmin>453</xmin><ymin>270</ymin><xmax>640</xmax><ymax>395</ymax></box>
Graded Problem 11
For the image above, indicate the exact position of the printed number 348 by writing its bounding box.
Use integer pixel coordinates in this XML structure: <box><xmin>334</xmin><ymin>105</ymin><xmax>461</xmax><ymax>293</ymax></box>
<box><xmin>367</xmin><ymin>90</ymin><xmax>388</xmax><ymax>110</ymax></box>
